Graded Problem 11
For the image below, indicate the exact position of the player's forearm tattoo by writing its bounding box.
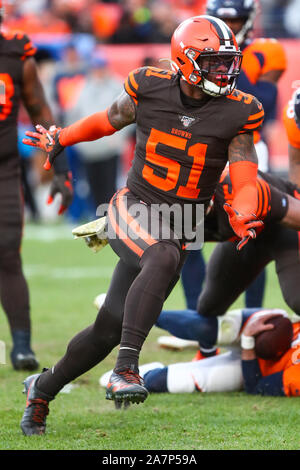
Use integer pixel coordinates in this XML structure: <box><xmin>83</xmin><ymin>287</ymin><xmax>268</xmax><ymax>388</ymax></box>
<box><xmin>108</xmin><ymin>91</ymin><xmax>136</xmax><ymax>130</ymax></box>
<box><xmin>228</xmin><ymin>133</ymin><xmax>258</xmax><ymax>164</ymax></box>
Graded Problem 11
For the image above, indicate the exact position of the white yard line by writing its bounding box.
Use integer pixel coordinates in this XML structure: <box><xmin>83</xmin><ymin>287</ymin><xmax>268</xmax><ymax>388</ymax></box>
<box><xmin>24</xmin><ymin>224</ymin><xmax>74</xmax><ymax>242</ymax></box>
<box><xmin>23</xmin><ymin>224</ymin><xmax>114</xmax><ymax>279</ymax></box>
<box><xmin>24</xmin><ymin>264</ymin><xmax>114</xmax><ymax>279</ymax></box>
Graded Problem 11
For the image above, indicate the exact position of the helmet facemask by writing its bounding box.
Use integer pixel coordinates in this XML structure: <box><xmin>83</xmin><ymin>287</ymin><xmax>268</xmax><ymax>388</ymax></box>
<box><xmin>184</xmin><ymin>48</ymin><xmax>242</xmax><ymax>97</ymax></box>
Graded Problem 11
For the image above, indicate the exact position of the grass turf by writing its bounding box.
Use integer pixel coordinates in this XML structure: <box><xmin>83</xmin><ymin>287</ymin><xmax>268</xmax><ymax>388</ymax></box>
<box><xmin>0</xmin><ymin>223</ymin><xmax>299</xmax><ymax>451</ymax></box>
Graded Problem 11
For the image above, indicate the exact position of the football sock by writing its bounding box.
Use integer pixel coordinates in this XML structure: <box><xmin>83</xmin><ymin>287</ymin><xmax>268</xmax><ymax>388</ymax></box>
<box><xmin>245</xmin><ymin>269</ymin><xmax>266</xmax><ymax>308</ymax></box>
<box><xmin>240</xmin><ymin>308</ymin><xmax>266</xmax><ymax>330</ymax></box>
<box><xmin>198</xmin><ymin>346</ymin><xmax>219</xmax><ymax>357</ymax></box>
<box><xmin>37</xmin><ymin>260</ymin><xmax>139</xmax><ymax>396</ymax></box>
<box><xmin>156</xmin><ymin>309</ymin><xmax>218</xmax><ymax>350</ymax></box>
<box><xmin>143</xmin><ymin>367</ymin><xmax>168</xmax><ymax>392</ymax></box>
<box><xmin>37</xmin><ymin>305</ymin><xmax>123</xmax><ymax>396</ymax></box>
<box><xmin>11</xmin><ymin>330</ymin><xmax>32</xmax><ymax>353</ymax></box>
<box><xmin>114</xmin><ymin>242</ymin><xmax>181</xmax><ymax>372</ymax></box>
<box><xmin>0</xmin><ymin>250</ymin><xmax>30</xmax><ymax>331</ymax></box>
<box><xmin>180</xmin><ymin>249</ymin><xmax>206</xmax><ymax>310</ymax></box>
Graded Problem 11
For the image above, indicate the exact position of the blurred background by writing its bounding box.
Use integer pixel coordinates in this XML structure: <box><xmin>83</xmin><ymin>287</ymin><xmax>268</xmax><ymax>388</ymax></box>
<box><xmin>4</xmin><ymin>0</ymin><xmax>300</xmax><ymax>224</ymax></box>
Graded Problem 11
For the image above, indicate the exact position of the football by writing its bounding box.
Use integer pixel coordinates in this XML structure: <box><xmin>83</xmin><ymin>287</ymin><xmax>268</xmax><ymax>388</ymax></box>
<box><xmin>255</xmin><ymin>316</ymin><xmax>294</xmax><ymax>360</ymax></box>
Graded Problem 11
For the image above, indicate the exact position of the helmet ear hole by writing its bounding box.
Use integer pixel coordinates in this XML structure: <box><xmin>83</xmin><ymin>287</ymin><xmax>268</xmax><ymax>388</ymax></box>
<box><xmin>177</xmin><ymin>57</ymin><xmax>185</xmax><ymax>66</ymax></box>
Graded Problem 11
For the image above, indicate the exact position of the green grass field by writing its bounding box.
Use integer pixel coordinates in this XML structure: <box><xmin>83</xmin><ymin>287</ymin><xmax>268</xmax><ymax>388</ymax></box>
<box><xmin>0</xmin><ymin>223</ymin><xmax>299</xmax><ymax>451</ymax></box>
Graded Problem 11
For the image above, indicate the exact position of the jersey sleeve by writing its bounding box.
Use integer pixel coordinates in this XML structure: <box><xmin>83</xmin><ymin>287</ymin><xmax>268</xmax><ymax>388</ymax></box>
<box><xmin>124</xmin><ymin>66</ymin><xmax>175</xmax><ymax>106</ymax></box>
<box><xmin>242</xmin><ymin>359</ymin><xmax>286</xmax><ymax>396</ymax></box>
<box><xmin>255</xmin><ymin>174</ymin><xmax>290</xmax><ymax>223</ymax></box>
<box><xmin>14</xmin><ymin>32</ymin><xmax>37</xmax><ymax>60</ymax></box>
<box><xmin>238</xmin><ymin>96</ymin><xmax>265</xmax><ymax>135</ymax></box>
<box><xmin>244</xmin><ymin>39</ymin><xmax>287</xmax><ymax>83</ymax></box>
<box><xmin>259</xmin><ymin>39</ymin><xmax>287</xmax><ymax>76</ymax></box>
<box><xmin>283</xmin><ymin>104</ymin><xmax>300</xmax><ymax>149</ymax></box>
<box><xmin>124</xmin><ymin>68</ymin><xmax>143</xmax><ymax>106</ymax></box>
<box><xmin>2</xmin><ymin>30</ymin><xmax>37</xmax><ymax>60</ymax></box>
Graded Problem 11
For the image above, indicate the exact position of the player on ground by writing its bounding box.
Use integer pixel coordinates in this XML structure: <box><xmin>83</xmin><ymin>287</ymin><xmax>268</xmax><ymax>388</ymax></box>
<box><xmin>0</xmin><ymin>4</ymin><xmax>73</xmax><ymax>370</ymax></box>
<box><xmin>20</xmin><ymin>16</ymin><xmax>264</xmax><ymax>435</ymax></box>
<box><xmin>101</xmin><ymin>309</ymin><xmax>300</xmax><ymax>397</ymax></box>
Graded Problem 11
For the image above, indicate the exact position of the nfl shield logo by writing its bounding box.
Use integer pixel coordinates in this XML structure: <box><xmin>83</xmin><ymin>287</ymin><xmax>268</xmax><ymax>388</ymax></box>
<box><xmin>179</xmin><ymin>115</ymin><xmax>196</xmax><ymax>128</ymax></box>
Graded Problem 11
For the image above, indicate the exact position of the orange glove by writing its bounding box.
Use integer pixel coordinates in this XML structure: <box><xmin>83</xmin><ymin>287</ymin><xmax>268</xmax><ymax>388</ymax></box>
<box><xmin>224</xmin><ymin>203</ymin><xmax>263</xmax><ymax>251</ymax></box>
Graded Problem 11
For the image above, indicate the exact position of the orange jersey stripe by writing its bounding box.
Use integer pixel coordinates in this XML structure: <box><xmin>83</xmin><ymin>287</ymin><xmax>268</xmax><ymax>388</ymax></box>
<box><xmin>248</xmin><ymin>110</ymin><xmax>264</xmax><ymax>121</ymax></box>
<box><xmin>253</xmin><ymin>130</ymin><xmax>260</xmax><ymax>144</ymax></box>
<box><xmin>24</xmin><ymin>41</ymin><xmax>35</xmax><ymax>50</ymax></box>
<box><xmin>124</xmin><ymin>80</ymin><xmax>137</xmax><ymax>104</ymax></box>
<box><xmin>260</xmin><ymin>180</ymin><xmax>269</xmax><ymax>217</ymax></box>
<box><xmin>108</xmin><ymin>199</ymin><xmax>144</xmax><ymax>258</ymax></box>
<box><xmin>128</xmin><ymin>71</ymin><xmax>139</xmax><ymax>91</ymax></box>
<box><xmin>256</xmin><ymin>180</ymin><xmax>263</xmax><ymax>217</ymax></box>
<box><xmin>117</xmin><ymin>188</ymin><xmax>157</xmax><ymax>247</ymax></box>
<box><xmin>243</xmin><ymin>119</ymin><xmax>264</xmax><ymax>130</ymax></box>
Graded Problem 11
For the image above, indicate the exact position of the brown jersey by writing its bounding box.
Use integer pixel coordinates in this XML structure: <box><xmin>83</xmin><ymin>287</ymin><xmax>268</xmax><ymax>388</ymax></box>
<box><xmin>0</xmin><ymin>30</ymin><xmax>36</xmax><ymax>175</ymax></box>
<box><xmin>205</xmin><ymin>168</ymin><xmax>297</xmax><ymax>242</ymax></box>
<box><xmin>124</xmin><ymin>66</ymin><xmax>264</xmax><ymax>210</ymax></box>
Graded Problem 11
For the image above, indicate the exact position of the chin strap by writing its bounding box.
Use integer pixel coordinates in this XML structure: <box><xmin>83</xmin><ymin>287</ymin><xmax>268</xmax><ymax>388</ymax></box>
<box><xmin>201</xmin><ymin>78</ymin><xmax>230</xmax><ymax>97</ymax></box>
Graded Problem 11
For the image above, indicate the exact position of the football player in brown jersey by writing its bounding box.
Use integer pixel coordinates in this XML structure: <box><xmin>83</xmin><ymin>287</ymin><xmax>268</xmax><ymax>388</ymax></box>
<box><xmin>0</xmin><ymin>4</ymin><xmax>73</xmax><ymax>371</ymax></box>
<box><xmin>20</xmin><ymin>15</ymin><xmax>264</xmax><ymax>435</ymax></box>
<box><xmin>156</xmin><ymin>167</ymin><xmax>300</xmax><ymax>353</ymax></box>
<box><xmin>181</xmin><ymin>0</ymin><xmax>287</xmax><ymax>324</ymax></box>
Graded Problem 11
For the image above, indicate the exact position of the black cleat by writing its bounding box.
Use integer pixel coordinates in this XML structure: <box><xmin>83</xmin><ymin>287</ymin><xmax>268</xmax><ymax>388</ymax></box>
<box><xmin>20</xmin><ymin>372</ymin><xmax>54</xmax><ymax>436</ymax></box>
<box><xmin>11</xmin><ymin>330</ymin><xmax>39</xmax><ymax>371</ymax></box>
<box><xmin>106</xmin><ymin>368</ymin><xmax>149</xmax><ymax>406</ymax></box>
<box><xmin>11</xmin><ymin>351</ymin><xmax>39</xmax><ymax>371</ymax></box>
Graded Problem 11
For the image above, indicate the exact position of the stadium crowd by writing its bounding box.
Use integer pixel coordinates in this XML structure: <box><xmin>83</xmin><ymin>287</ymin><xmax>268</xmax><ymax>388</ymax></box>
<box><xmin>3</xmin><ymin>0</ymin><xmax>300</xmax><ymax>41</ymax></box>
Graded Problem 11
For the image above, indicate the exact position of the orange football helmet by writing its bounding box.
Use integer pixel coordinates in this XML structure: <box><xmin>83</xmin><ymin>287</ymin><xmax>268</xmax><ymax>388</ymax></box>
<box><xmin>294</xmin><ymin>87</ymin><xmax>300</xmax><ymax>129</ymax></box>
<box><xmin>171</xmin><ymin>15</ymin><xmax>242</xmax><ymax>97</ymax></box>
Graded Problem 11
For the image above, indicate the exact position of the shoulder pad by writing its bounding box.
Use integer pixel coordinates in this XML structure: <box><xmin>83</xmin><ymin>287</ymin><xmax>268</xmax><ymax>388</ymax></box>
<box><xmin>236</xmin><ymin>94</ymin><xmax>265</xmax><ymax>134</ymax></box>
<box><xmin>124</xmin><ymin>66</ymin><xmax>175</xmax><ymax>105</ymax></box>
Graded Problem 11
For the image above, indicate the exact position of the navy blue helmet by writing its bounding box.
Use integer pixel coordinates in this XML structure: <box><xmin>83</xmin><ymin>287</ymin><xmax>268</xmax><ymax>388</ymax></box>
<box><xmin>206</xmin><ymin>0</ymin><xmax>256</xmax><ymax>45</ymax></box>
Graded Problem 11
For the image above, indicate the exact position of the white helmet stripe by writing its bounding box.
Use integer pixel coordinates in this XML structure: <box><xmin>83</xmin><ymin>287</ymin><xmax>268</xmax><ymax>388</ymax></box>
<box><xmin>202</xmin><ymin>15</ymin><xmax>235</xmax><ymax>48</ymax></box>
